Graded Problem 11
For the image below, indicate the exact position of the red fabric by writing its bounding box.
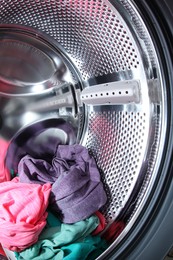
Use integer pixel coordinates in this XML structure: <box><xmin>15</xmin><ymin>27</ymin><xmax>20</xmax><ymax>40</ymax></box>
<box><xmin>0</xmin><ymin>244</ymin><xmax>6</xmax><ymax>256</ymax></box>
<box><xmin>102</xmin><ymin>221</ymin><xmax>125</xmax><ymax>243</ymax></box>
<box><xmin>92</xmin><ymin>211</ymin><xmax>106</xmax><ymax>235</ymax></box>
<box><xmin>0</xmin><ymin>139</ymin><xmax>11</xmax><ymax>183</ymax></box>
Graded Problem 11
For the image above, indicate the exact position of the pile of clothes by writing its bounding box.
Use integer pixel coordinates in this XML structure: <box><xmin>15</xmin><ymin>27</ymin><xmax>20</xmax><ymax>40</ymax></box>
<box><xmin>0</xmin><ymin>120</ymin><xmax>126</xmax><ymax>260</ymax></box>
<box><xmin>0</xmin><ymin>125</ymin><xmax>108</xmax><ymax>259</ymax></box>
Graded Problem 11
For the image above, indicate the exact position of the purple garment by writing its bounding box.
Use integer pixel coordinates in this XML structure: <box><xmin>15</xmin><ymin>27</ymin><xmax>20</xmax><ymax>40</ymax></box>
<box><xmin>18</xmin><ymin>144</ymin><xmax>107</xmax><ymax>224</ymax></box>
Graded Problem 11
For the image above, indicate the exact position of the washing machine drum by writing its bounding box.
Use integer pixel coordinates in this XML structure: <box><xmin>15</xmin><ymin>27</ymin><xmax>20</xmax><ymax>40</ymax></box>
<box><xmin>0</xmin><ymin>0</ymin><xmax>173</xmax><ymax>259</ymax></box>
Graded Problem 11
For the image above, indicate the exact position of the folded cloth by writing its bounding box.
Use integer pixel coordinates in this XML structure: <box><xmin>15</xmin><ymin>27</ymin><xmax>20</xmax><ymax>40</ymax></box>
<box><xmin>0</xmin><ymin>139</ymin><xmax>11</xmax><ymax>182</ymax></box>
<box><xmin>16</xmin><ymin>212</ymin><xmax>107</xmax><ymax>260</ymax></box>
<box><xmin>0</xmin><ymin>177</ymin><xmax>51</xmax><ymax>252</ymax></box>
<box><xmin>18</xmin><ymin>144</ymin><xmax>107</xmax><ymax>223</ymax></box>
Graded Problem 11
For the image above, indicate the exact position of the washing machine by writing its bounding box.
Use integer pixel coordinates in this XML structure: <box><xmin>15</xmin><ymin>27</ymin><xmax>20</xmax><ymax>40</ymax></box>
<box><xmin>0</xmin><ymin>0</ymin><xmax>172</xmax><ymax>259</ymax></box>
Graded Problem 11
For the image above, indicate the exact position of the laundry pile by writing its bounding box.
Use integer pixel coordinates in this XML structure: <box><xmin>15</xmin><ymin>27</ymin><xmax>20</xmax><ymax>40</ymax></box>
<box><xmin>0</xmin><ymin>117</ymin><xmax>127</xmax><ymax>259</ymax></box>
<box><xmin>18</xmin><ymin>144</ymin><xmax>107</xmax><ymax>224</ymax></box>
<box><xmin>15</xmin><ymin>212</ymin><xmax>107</xmax><ymax>260</ymax></box>
<box><xmin>0</xmin><ymin>128</ymin><xmax>109</xmax><ymax>259</ymax></box>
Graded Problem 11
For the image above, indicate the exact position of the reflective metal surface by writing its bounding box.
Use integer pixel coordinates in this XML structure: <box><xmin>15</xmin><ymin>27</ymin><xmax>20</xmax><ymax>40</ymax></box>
<box><xmin>0</xmin><ymin>0</ymin><xmax>166</xmax><ymax>258</ymax></box>
<box><xmin>5</xmin><ymin>118</ymin><xmax>77</xmax><ymax>173</ymax></box>
<box><xmin>0</xmin><ymin>28</ymin><xmax>84</xmax><ymax>141</ymax></box>
<box><xmin>0</xmin><ymin>32</ymin><xmax>69</xmax><ymax>95</ymax></box>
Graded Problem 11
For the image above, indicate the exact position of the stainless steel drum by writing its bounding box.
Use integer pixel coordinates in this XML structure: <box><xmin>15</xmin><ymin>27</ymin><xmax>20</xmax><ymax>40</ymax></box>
<box><xmin>0</xmin><ymin>0</ymin><xmax>171</xmax><ymax>259</ymax></box>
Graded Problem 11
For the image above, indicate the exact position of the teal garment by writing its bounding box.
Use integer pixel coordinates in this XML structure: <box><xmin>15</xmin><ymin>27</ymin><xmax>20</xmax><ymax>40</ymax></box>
<box><xmin>15</xmin><ymin>236</ymin><xmax>107</xmax><ymax>260</ymax></box>
<box><xmin>16</xmin><ymin>214</ymin><xmax>107</xmax><ymax>260</ymax></box>
<box><xmin>62</xmin><ymin>235</ymin><xmax>107</xmax><ymax>260</ymax></box>
<box><xmin>47</xmin><ymin>210</ymin><xmax>62</xmax><ymax>227</ymax></box>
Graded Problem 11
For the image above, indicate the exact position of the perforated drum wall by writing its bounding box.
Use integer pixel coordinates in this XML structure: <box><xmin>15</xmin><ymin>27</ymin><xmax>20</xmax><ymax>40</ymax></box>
<box><xmin>0</xmin><ymin>0</ymin><xmax>166</xmax><ymax>255</ymax></box>
<box><xmin>0</xmin><ymin>0</ymin><xmax>140</xmax><ymax>79</ymax></box>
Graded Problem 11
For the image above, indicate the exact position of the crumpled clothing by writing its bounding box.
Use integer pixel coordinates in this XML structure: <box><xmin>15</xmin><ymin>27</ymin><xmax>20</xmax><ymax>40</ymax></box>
<box><xmin>18</xmin><ymin>144</ymin><xmax>107</xmax><ymax>223</ymax></box>
<box><xmin>0</xmin><ymin>139</ymin><xmax>11</xmax><ymax>182</ymax></box>
<box><xmin>16</xmin><ymin>212</ymin><xmax>107</xmax><ymax>260</ymax></box>
<box><xmin>0</xmin><ymin>177</ymin><xmax>51</xmax><ymax>252</ymax></box>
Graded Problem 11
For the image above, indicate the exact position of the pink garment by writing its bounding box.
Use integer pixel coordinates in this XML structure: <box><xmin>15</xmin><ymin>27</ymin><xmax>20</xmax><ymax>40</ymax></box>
<box><xmin>0</xmin><ymin>177</ymin><xmax>51</xmax><ymax>252</ymax></box>
<box><xmin>92</xmin><ymin>211</ymin><xmax>106</xmax><ymax>236</ymax></box>
<box><xmin>0</xmin><ymin>139</ymin><xmax>11</xmax><ymax>182</ymax></box>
